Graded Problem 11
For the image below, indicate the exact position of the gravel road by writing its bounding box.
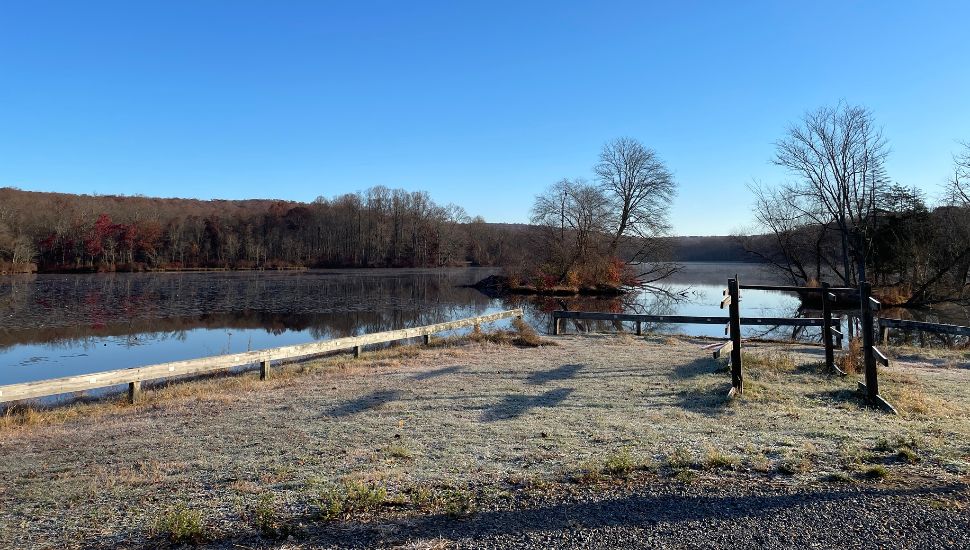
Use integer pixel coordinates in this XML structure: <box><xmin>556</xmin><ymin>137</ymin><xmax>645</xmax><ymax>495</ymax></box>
<box><xmin>297</xmin><ymin>479</ymin><xmax>969</xmax><ymax>549</ymax></box>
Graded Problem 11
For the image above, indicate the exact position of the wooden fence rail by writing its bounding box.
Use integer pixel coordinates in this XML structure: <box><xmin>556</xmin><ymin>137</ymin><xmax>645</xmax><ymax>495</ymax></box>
<box><xmin>878</xmin><ymin>317</ymin><xmax>970</xmax><ymax>342</ymax></box>
<box><xmin>0</xmin><ymin>309</ymin><xmax>524</xmax><ymax>405</ymax></box>
<box><xmin>550</xmin><ymin>311</ymin><xmax>840</xmax><ymax>329</ymax></box>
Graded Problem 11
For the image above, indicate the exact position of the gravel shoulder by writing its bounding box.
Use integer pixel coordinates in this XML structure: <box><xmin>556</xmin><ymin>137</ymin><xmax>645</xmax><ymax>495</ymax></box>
<box><xmin>1</xmin><ymin>332</ymin><xmax>968</xmax><ymax>548</ymax></box>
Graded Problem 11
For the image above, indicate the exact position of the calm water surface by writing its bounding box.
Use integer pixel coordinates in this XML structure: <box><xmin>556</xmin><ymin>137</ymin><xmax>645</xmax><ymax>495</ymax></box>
<box><xmin>1</xmin><ymin>263</ymin><xmax>967</xmax><ymax>385</ymax></box>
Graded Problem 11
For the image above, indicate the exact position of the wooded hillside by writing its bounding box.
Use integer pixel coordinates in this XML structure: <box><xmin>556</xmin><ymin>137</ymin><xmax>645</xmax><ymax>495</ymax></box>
<box><xmin>0</xmin><ymin>187</ymin><xmax>530</xmax><ymax>272</ymax></box>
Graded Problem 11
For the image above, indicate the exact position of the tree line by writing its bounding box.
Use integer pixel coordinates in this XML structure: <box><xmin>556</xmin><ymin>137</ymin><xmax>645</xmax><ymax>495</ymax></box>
<box><xmin>741</xmin><ymin>102</ymin><xmax>970</xmax><ymax>305</ymax></box>
<box><xmin>0</xmin><ymin>187</ymin><xmax>530</xmax><ymax>272</ymax></box>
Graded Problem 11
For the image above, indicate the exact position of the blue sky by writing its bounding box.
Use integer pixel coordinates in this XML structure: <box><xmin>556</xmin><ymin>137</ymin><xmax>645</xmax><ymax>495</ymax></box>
<box><xmin>1</xmin><ymin>1</ymin><xmax>968</xmax><ymax>235</ymax></box>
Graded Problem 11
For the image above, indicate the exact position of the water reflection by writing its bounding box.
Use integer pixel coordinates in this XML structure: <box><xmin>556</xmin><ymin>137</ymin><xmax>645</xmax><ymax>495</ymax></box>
<box><xmin>1</xmin><ymin>263</ymin><xmax>967</xmax><ymax>386</ymax></box>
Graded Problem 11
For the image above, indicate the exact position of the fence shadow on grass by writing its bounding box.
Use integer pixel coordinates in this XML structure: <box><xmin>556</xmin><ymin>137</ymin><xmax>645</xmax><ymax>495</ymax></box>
<box><xmin>480</xmin><ymin>388</ymin><xmax>574</xmax><ymax>422</ymax></box>
<box><xmin>526</xmin><ymin>364</ymin><xmax>584</xmax><ymax>385</ymax></box>
<box><xmin>805</xmin><ymin>387</ymin><xmax>867</xmax><ymax>409</ymax></box>
<box><xmin>672</xmin><ymin>357</ymin><xmax>723</xmax><ymax>379</ymax></box>
<box><xmin>412</xmin><ymin>365</ymin><xmax>463</xmax><ymax>380</ymax></box>
<box><xmin>324</xmin><ymin>389</ymin><xmax>401</xmax><ymax>417</ymax></box>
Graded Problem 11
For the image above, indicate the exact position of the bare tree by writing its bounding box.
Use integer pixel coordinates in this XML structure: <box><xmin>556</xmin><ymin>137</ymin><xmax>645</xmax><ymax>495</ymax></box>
<box><xmin>772</xmin><ymin>103</ymin><xmax>890</xmax><ymax>285</ymax></box>
<box><xmin>531</xmin><ymin>178</ymin><xmax>611</xmax><ymax>280</ymax></box>
<box><xmin>949</xmin><ymin>141</ymin><xmax>970</xmax><ymax>206</ymax></box>
<box><xmin>594</xmin><ymin>137</ymin><xmax>677</xmax><ymax>257</ymax></box>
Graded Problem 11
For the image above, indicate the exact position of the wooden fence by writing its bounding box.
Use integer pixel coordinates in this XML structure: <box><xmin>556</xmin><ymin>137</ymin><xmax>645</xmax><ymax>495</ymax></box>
<box><xmin>550</xmin><ymin>277</ymin><xmax>905</xmax><ymax>412</ymax></box>
<box><xmin>0</xmin><ymin>309</ymin><xmax>523</xmax><ymax>405</ymax></box>
<box><xmin>878</xmin><ymin>317</ymin><xmax>970</xmax><ymax>342</ymax></box>
<box><xmin>551</xmin><ymin>277</ymin><xmax>843</xmax><ymax>398</ymax></box>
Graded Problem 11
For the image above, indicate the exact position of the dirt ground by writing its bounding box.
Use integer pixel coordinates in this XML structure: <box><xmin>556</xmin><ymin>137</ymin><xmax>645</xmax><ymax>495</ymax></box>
<box><xmin>1</xmin><ymin>332</ymin><xmax>968</xmax><ymax>548</ymax></box>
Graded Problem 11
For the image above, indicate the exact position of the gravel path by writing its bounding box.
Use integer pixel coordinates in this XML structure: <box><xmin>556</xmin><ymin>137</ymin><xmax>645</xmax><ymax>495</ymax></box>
<box><xmin>295</xmin><ymin>480</ymin><xmax>970</xmax><ymax>549</ymax></box>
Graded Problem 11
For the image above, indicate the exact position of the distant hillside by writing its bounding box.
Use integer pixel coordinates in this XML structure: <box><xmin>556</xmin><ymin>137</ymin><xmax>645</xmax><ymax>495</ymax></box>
<box><xmin>0</xmin><ymin>187</ymin><xmax>526</xmax><ymax>272</ymax></box>
<box><xmin>664</xmin><ymin>236</ymin><xmax>761</xmax><ymax>263</ymax></box>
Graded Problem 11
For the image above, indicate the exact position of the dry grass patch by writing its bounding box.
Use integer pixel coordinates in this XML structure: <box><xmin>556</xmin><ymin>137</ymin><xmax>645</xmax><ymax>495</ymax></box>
<box><xmin>468</xmin><ymin>318</ymin><xmax>555</xmax><ymax>348</ymax></box>
<box><xmin>879</xmin><ymin>370</ymin><xmax>956</xmax><ymax>417</ymax></box>
<box><xmin>703</xmin><ymin>446</ymin><xmax>741</xmax><ymax>471</ymax></box>
<box><xmin>152</xmin><ymin>503</ymin><xmax>207</xmax><ymax>545</ymax></box>
<box><xmin>311</xmin><ymin>480</ymin><xmax>390</xmax><ymax>521</ymax></box>
<box><xmin>837</xmin><ymin>338</ymin><xmax>864</xmax><ymax>374</ymax></box>
<box><xmin>742</xmin><ymin>350</ymin><xmax>797</xmax><ymax>373</ymax></box>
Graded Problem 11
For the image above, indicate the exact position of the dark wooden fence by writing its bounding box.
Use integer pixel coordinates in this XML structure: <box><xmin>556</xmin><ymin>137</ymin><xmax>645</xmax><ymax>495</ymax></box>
<box><xmin>552</xmin><ymin>276</ymin><xmax>844</xmax><ymax>398</ymax></box>
<box><xmin>550</xmin><ymin>276</ymin><xmax>967</xmax><ymax>414</ymax></box>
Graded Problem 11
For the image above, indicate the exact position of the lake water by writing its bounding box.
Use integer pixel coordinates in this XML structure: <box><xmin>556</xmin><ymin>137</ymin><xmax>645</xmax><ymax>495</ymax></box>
<box><xmin>1</xmin><ymin>263</ymin><xmax>967</xmax><ymax>386</ymax></box>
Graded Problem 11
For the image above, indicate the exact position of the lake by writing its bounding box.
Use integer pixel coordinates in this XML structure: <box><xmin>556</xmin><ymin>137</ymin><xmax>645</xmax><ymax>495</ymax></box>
<box><xmin>2</xmin><ymin>263</ymin><xmax>967</xmax><ymax>386</ymax></box>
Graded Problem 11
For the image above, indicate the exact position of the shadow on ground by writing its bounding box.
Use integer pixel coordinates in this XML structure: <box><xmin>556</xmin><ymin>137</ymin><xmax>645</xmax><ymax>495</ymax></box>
<box><xmin>672</xmin><ymin>357</ymin><xmax>723</xmax><ymax>379</ymax></box>
<box><xmin>296</xmin><ymin>483</ymin><xmax>969</xmax><ymax>548</ymax></box>
<box><xmin>324</xmin><ymin>389</ymin><xmax>401</xmax><ymax>417</ymax></box>
<box><xmin>412</xmin><ymin>365</ymin><xmax>463</xmax><ymax>380</ymax></box>
<box><xmin>526</xmin><ymin>364</ymin><xmax>584</xmax><ymax>385</ymax></box>
<box><xmin>480</xmin><ymin>388</ymin><xmax>574</xmax><ymax>421</ymax></box>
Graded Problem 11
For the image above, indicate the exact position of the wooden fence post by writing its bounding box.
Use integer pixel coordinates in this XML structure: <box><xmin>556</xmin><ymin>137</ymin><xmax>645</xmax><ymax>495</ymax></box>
<box><xmin>636</xmin><ymin>321</ymin><xmax>642</xmax><ymax>336</ymax></box>
<box><xmin>728</xmin><ymin>277</ymin><xmax>743</xmax><ymax>396</ymax></box>
<box><xmin>128</xmin><ymin>381</ymin><xmax>141</xmax><ymax>404</ymax></box>
<box><xmin>880</xmin><ymin>324</ymin><xmax>890</xmax><ymax>345</ymax></box>
<box><xmin>423</xmin><ymin>334</ymin><xmax>432</xmax><ymax>345</ymax></box>
<box><xmin>353</xmin><ymin>345</ymin><xmax>362</xmax><ymax>358</ymax></box>
<box><xmin>821</xmin><ymin>282</ymin><xmax>834</xmax><ymax>372</ymax></box>
<box><xmin>260</xmin><ymin>359</ymin><xmax>270</xmax><ymax>381</ymax></box>
<box><xmin>859</xmin><ymin>282</ymin><xmax>878</xmax><ymax>403</ymax></box>
<box><xmin>552</xmin><ymin>314</ymin><xmax>561</xmax><ymax>336</ymax></box>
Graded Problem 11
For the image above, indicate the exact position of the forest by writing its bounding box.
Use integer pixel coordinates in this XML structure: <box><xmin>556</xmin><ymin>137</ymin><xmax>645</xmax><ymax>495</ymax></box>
<box><xmin>0</xmin><ymin>187</ymin><xmax>531</xmax><ymax>273</ymax></box>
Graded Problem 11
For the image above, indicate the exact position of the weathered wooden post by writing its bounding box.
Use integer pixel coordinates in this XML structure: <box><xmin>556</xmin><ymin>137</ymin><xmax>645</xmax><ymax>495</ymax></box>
<box><xmin>128</xmin><ymin>381</ymin><xmax>141</xmax><ymax>404</ymax></box>
<box><xmin>636</xmin><ymin>321</ymin><xmax>642</xmax><ymax>336</ymax></box>
<box><xmin>260</xmin><ymin>359</ymin><xmax>270</xmax><ymax>381</ymax></box>
<box><xmin>727</xmin><ymin>277</ymin><xmax>743</xmax><ymax>396</ymax></box>
<box><xmin>860</xmin><ymin>282</ymin><xmax>878</xmax><ymax>403</ymax></box>
<box><xmin>858</xmin><ymin>284</ymin><xmax>897</xmax><ymax>413</ymax></box>
<box><xmin>821</xmin><ymin>282</ymin><xmax>835</xmax><ymax>372</ymax></box>
<box><xmin>879</xmin><ymin>323</ymin><xmax>890</xmax><ymax>345</ymax></box>
<box><xmin>423</xmin><ymin>334</ymin><xmax>432</xmax><ymax>345</ymax></box>
<box><xmin>552</xmin><ymin>313</ymin><xmax>561</xmax><ymax>336</ymax></box>
<box><xmin>353</xmin><ymin>345</ymin><xmax>362</xmax><ymax>358</ymax></box>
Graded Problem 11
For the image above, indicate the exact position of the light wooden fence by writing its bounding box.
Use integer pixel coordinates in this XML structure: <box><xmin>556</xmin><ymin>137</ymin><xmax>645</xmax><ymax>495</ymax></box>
<box><xmin>0</xmin><ymin>309</ymin><xmax>523</xmax><ymax>405</ymax></box>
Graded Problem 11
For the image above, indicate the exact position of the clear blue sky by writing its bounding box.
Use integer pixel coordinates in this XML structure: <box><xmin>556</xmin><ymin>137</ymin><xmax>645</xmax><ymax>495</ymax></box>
<box><xmin>2</xmin><ymin>1</ymin><xmax>968</xmax><ymax>235</ymax></box>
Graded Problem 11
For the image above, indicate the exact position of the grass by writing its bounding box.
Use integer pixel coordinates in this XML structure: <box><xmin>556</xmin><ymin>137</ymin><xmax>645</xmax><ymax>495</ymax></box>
<box><xmin>603</xmin><ymin>448</ymin><xmax>638</xmax><ymax>477</ymax></box>
<box><xmin>153</xmin><ymin>503</ymin><xmax>206</xmax><ymax>544</ymax></box>
<box><xmin>821</xmin><ymin>471</ymin><xmax>855</xmax><ymax>483</ymax></box>
<box><xmin>383</xmin><ymin>444</ymin><xmax>414</xmax><ymax>460</ymax></box>
<box><xmin>3</xmin><ymin>334</ymin><xmax>969</xmax><ymax>547</ymax></box>
<box><xmin>468</xmin><ymin>318</ymin><xmax>555</xmax><ymax>348</ymax></box>
<box><xmin>741</xmin><ymin>350</ymin><xmax>797</xmax><ymax>373</ymax></box>
<box><xmin>440</xmin><ymin>489</ymin><xmax>475</xmax><ymax>518</ymax></box>
<box><xmin>703</xmin><ymin>447</ymin><xmax>741</xmax><ymax>471</ymax></box>
<box><xmin>836</xmin><ymin>338</ymin><xmax>864</xmax><ymax>375</ymax></box>
<box><xmin>664</xmin><ymin>447</ymin><xmax>694</xmax><ymax>470</ymax></box>
<box><xmin>314</xmin><ymin>481</ymin><xmax>386</xmax><ymax>520</ymax></box>
<box><xmin>250</xmin><ymin>493</ymin><xmax>286</xmax><ymax>538</ymax></box>
<box><xmin>312</xmin><ymin>480</ymin><xmax>389</xmax><ymax>521</ymax></box>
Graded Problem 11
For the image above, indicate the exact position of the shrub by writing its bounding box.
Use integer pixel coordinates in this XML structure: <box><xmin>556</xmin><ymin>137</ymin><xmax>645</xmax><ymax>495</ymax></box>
<box><xmin>703</xmin><ymin>447</ymin><xmax>740</xmax><ymax>471</ymax></box>
<box><xmin>603</xmin><ymin>449</ymin><xmax>637</xmax><ymax>477</ymax></box>
<box><xmin>313</xmin><ymin>481</ymin><xmax>387</xmax><ymax>521</ymax></box>
<box><xmin>154</xmin><ymin>503</ymin><xmax>205</xmax><ymax>544</ymax></box>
